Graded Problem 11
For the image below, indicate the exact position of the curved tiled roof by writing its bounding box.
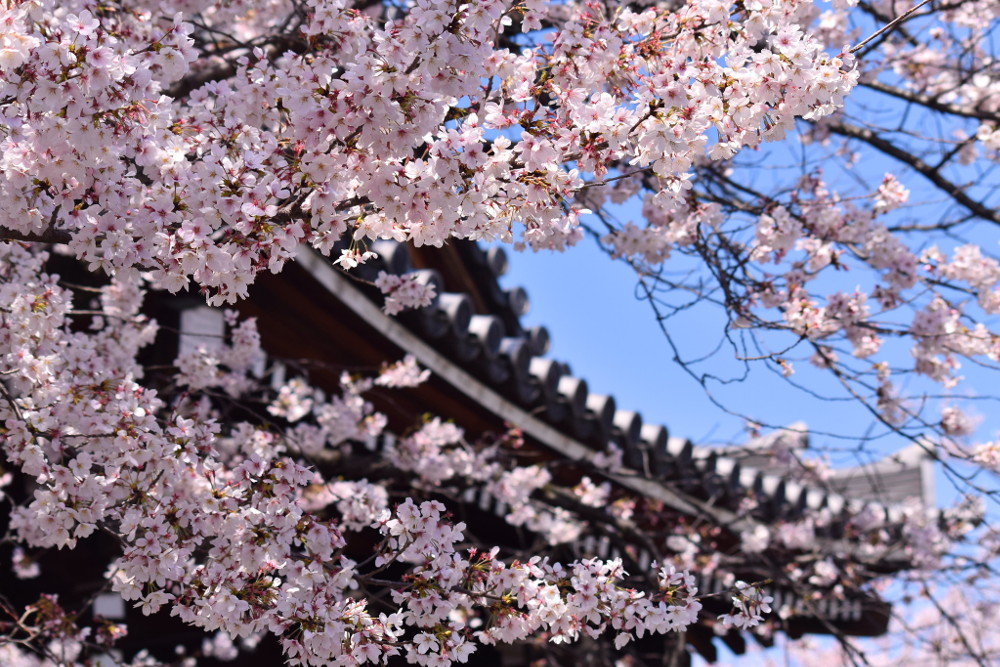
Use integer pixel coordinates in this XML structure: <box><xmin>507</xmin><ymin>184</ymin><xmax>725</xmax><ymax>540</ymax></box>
<box><xmin>343</xmin><ymin>239</ymin><xmax>932</xmax><ymax>530</ymax></box>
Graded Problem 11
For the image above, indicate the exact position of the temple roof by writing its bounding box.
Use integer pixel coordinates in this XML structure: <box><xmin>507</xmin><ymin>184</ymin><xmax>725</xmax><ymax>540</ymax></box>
<box><xmin>336</xmin><ymin>239</ymin><xmax>934</xmax><ymax>523</ymax></box>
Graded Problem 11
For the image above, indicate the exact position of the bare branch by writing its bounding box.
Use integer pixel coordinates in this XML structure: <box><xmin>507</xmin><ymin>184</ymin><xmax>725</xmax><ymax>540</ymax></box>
<box><xmin>850</xmin><ymin>0</ymin><xmax>934</xmax><ymax>54</ymax></box>
<box><xmin>861</xmin><ymin>79</ymin><xmax>1000</xmax><ymax>123</ymax></box>
<box><xmin>820</xmin><ymin>119</ymin><xmax>1000</xmax><ymax>225</ymax></box>
<box><xmin>0</xmin><ymin>227</ymin><xmax>72</xmax><ymax>245</ymax></box>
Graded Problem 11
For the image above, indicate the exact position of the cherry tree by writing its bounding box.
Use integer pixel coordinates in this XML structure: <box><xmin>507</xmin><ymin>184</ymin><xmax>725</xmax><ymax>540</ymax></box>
<box><xmin>0</xmin><ymin>0</ymin><xmax>999</xmax><ymax>665</ymax></box>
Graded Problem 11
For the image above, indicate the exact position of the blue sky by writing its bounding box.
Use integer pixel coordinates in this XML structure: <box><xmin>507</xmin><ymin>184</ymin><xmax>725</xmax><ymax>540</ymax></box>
<box><xmin>495</xmin><ymin>219</ymin><xmax>956</xmax><ymax>468</ymax></box>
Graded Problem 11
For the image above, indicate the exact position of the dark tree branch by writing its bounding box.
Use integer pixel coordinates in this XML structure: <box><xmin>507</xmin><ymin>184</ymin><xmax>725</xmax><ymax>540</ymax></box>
<box><xmin>861</xmin><ymin>79</ymin><xmax>1000</xmax><ymax>123</ymax></box>
<box><xmin>164</xmin><ymin>61</ymin><xmax>238</xmax><ymax>100</ymax></box>
<box><xmin>850</xmin><ymin>0</ymin><xmax>934</xmax><ymax>55</ymax></box>
<box><xmin>0</xmin><ymin>228</ymin><xmax>72</xmax><ymax>245</ymax></box>
<box><xmin>820</xmin><ymin>119</ymin><xmax>1000</xmax><ymax>225</ymax></box>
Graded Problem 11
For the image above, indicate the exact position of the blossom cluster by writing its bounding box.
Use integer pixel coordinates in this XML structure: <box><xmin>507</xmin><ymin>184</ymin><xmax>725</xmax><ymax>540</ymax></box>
<box><xmin>0</xmin><ymin>0</ymin><xmax>993</xmax><ymax>664</ymax></box>
<box><xmin>0</xmin><ymin>0</ymin><xmax>859</xmax><ymax>306</ymax></box>
<box><xmin>373</xmin><ymin>271</ymin><xmax>437</xmax><ymax>316</ymax></box>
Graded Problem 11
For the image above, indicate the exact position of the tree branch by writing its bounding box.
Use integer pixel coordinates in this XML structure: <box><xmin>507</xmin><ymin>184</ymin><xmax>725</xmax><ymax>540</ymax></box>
<box><xmin>850</xmin><ymin>0</ymin><xmax>934</xmax><ymax>55</ymax></box>
<box><xmin>861</xmin><ymin>79</ymin><xmax>1000</xmax><ymax>123</ymax></box>
<box><xmin>819</xmin><ymin>119</ymin><xmax>1000</xmax><ymax>225</ymax></box>
<box><xmin>0</xmin><ymin>227</ymin><xmax>72</xmax><ymax>245</ymax></box>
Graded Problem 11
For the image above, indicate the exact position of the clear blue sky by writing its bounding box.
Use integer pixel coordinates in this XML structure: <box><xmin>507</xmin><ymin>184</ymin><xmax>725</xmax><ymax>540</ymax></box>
<box><xmin>496</xmin><ymin>236</ymin><xmax>944</xmax><ymax>465</ymax></box>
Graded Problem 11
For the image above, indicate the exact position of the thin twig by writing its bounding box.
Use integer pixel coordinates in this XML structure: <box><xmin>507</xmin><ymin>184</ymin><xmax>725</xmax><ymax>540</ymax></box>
<box><xmin>849</xmin><ymin>0</ymin><xmax>934</xmax><ymax>54</ymax></box>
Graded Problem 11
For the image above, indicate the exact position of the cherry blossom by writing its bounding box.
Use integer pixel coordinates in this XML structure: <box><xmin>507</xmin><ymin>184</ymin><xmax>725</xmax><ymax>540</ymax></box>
<box><xmin>1</xmin><ymin>0</ymin><xmax>999</xmax><ymax>665</ymax></box>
